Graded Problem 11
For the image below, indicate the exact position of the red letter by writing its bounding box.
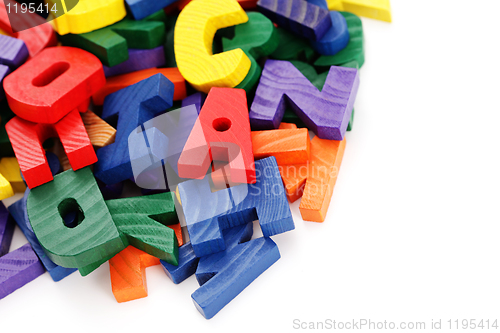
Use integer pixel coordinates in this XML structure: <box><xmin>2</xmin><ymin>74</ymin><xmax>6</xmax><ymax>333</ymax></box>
<box><xmin>178</xmin><ymin>87</ymin><xmax>256</xmax><ymax>184</ymax></box>
<box><xmin>6</xmin><ymin>111</ymin><xmax>97</xmax><ymax>188</ymax></box>
<box><xmin>4</xmin><ymin>46</ymin><xmax>105</xmax><ymax>124</ymax></box>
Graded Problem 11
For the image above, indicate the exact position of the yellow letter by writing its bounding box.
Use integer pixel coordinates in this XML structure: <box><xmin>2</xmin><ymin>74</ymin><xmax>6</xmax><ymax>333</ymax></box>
<box><xmin>0</xmin><ymin>157</ymin><xmax>26</xmax><ymax>193</ymax></box>
<box><xmin>328</xmin><ymin>0</ymin><xmax>392</xmax><ymax>23</ymax></box>
<box><xmin>47</xmin><ymin>0</ymin><xmax>127</xmax><ymax>35</ymax></box>
<box><xmin>0</xmin><ymin>173</ymin><xmax>14</xmax><ymax>200</ymax></box>
<box><xmin>174</xmin><ymin>0</ymin><xmax>251</xmax><ymax>93</ymax></box>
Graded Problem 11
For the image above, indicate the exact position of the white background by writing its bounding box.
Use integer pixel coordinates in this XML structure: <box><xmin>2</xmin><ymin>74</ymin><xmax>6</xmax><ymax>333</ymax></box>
<box><xmin>1</xmin><ymin>1</ymin><xmax>500</xmax><ymax>332</ymax></box>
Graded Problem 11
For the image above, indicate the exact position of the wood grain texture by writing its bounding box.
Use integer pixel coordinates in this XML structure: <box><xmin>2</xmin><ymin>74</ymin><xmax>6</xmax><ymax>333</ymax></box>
<box><xmin>178</xmin><ymin>88</ymin><xmax>256</xmax><ymax>184</ymax></box>
<box><xmin>109</xmin><ymin>245</ymin><xmax>160</xmax><ymax>303</ymax></box>
<box><xmin>0</xmin><ymin>157</ymin><xmax>25</xmax><ymax>192</ymax></box>
<box><xmin>59</xmin><ymin>16</ymin><xmax>166</xmax><ymax>67</ymax></box>
<box><xmin>251</xmin><ymin>128</ymin><xmax>310</xmax><ymax>165</ymax></box>
<box><xmin>81</xmin><ymin>111</ymin><xmax>116</xmax><ymax>148</ymax></box>
<box><xmin>0</xmin><ymin>243</ymin><xmax>45</xmax><ymax>300</ymax></box>
<box><xmin>161</xmin><ymin>242</ymin><xmax>199</xmax><ymax>284</ymax></box>
<box><xmin>126</xmin><ymin>0</ymin><xmax>178</xmax><ymax>20</ymax></box>
<box><xmin>315</xmin><ymin>12</ymin><xmax>364</xmax><ymax>68</ymax></box>
<box><xmin>0</xmin><ymin>0</ymin><xmax>58</xmax><ymax>58</ymax></box>
<box><xmin>6</xmin><ymin>110</ymin><xmax>97</xmax><ymax>188</ymax></box>
<box><xmin>27</xmin><ymin>167</ymin><xmax>126</xmax><ymax>269</ymax></box>
<box><xmin>46</xmin><ymin>0</ymin><xmax>126</xmax><ymax>35</ymax></box>
<box><xmin>249</xmin><ymin>59</ymin><xmax>359</xmax><ymax>140</ymax></box>
<box><xmin>94</xmin><ymin>74</ymin><xmax>174</xmax><ymax>185</ymax></box>
<box><xmin>335</xmin><ymin>0</ymin><xmax>391</xmax><ymax>22</ymax></box>
<box><xmin>103</xmin><ymin>46</ymin><xmax>165</xmax><ymax>77</ymax></box>
<box><xmin>174</xmin><ymin>0</ymin><xmax>251</xmax><ymax>93</ymax></box>
<box><xmin>292</xmin><ymin>59</ymin><xmax>356</xmax><ymax>129</ymax></box>
<box><xmin>93</xmin><ymin>67</ymin><xmax>186</xmax><ymax>105</ymax></box>
<box><xmin>105</xmin><ymin>192</ymin><xmax>179</xmax><ymax>264</ymax></box>
<box><xmin>54</xmin><ymin>110</ymin><xmax>98</xmax><ymax>171</ymax></box>
<box><xmin>299</xmin><ymin>137</ymin><xmax>346</xmax><ymax>222</ymax></box>
<box><xmin>178</xmin><ymin>157</ymin><xmax>294</xmax><ymax>257</ymax></box>
<box><xmin>0</xmin><ymin>34</ymin><xmax>28</xmax><ymax>68</ymax></box>
<box><xmin>257</xmin><ymin>0</ymin><xmax>331</xmax><ymax>41</ymax></box>
<box><xmin>222</xmin><ymin>12</ymin><xmax>278</xmax><ymax>92</ymax></box>
<box><xmin>282</xmin><ymin>61</ymin><xmax>354</xmax><ymax>130</ymax></box>
<box><xmin>4</xmin><ymin>46</ymin><xmax>105</xmax><ymax>124</ymax></box>
<box><xmin>310</xmin><ymin>11</ymin><xmax>350</xmax><ymax>55</ymax></box>
<box><xmin>192</xmin><ymin>235</ymin><xmax>280</xmax><ymax>319</ymax></box>
<box><xmin>195</xmin><ymin>222</ymin><xmax>252</xmax><ymax>286</ymax></box>
<box><xmin>6</xmin><ymin>117</ymin><xmax>52</xmax><ymax>188</ymax></box>
<box><xmin>9</xmin><ymin>189</ymin><xmax>77</xmax><ymax>281</ymax></box>
<box><xmin>0</xmin><ymin>202</ymin><xmax>14</xmax><ymax>257</ymax></box>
